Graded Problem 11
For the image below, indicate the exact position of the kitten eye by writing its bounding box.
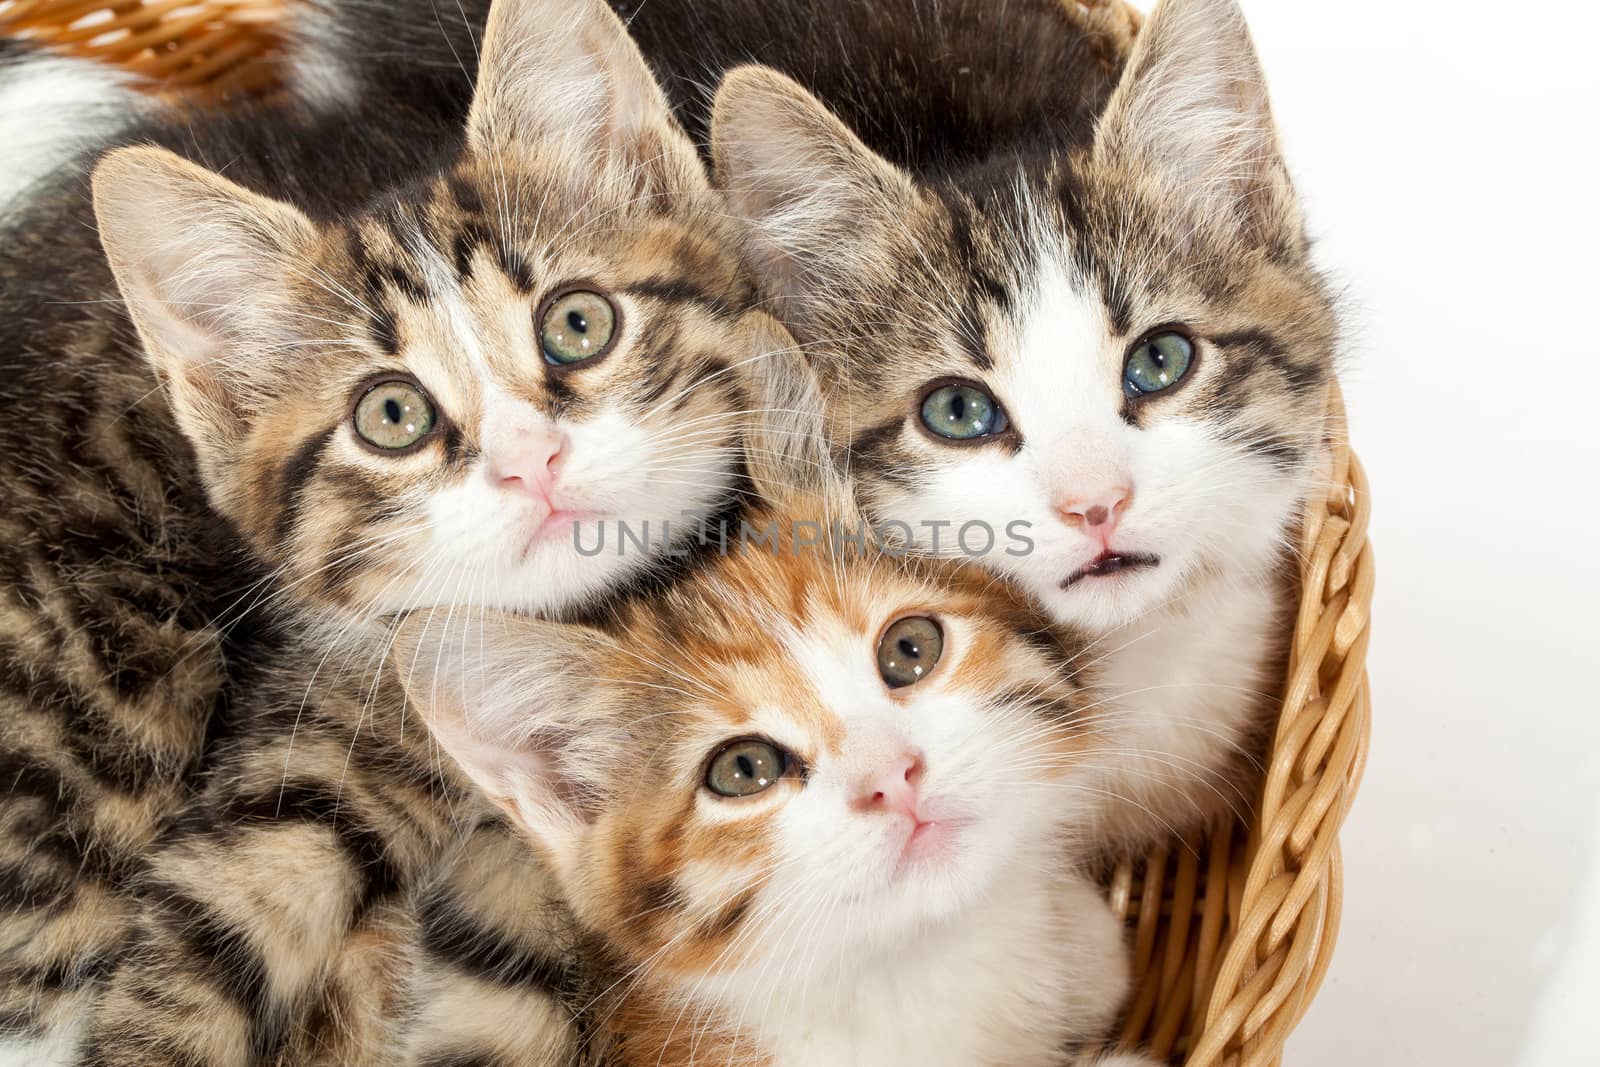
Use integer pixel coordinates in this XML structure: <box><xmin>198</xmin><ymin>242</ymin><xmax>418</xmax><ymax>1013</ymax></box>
<box><xmin>877</xmin><ymin>616</ymin><xmax>944</xmax><ymax>689</ymax></box>
<box><xmin>919</xmin><ymin>382</ymin><xmax>1008</xmax><ymax>441</ymax></box>
<box><xmin>541</xmin><ymin>289</ymin><xmax>618</xmax><ymax>366</ymax></box>
<box><xmin>353</xmin><ymin>379</ymin><xmax>437</xmax><ymax>451</ymax></box>
<box><xmin>705</xmin><ymin>739</ymin><xmax>790</xmax><ymax>798</ymax></box>
<box><xmin>1123</xmin><ymin>331</ymin><xmax>1194</xmax><ymax>397</ymax></box>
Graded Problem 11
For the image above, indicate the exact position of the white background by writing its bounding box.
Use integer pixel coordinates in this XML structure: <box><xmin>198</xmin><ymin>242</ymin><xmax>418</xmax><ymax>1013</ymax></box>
<box><xmin>1192</xmin><ymin>1</ymin><xmax>1600</xmax><ymax>1064</ymax></box>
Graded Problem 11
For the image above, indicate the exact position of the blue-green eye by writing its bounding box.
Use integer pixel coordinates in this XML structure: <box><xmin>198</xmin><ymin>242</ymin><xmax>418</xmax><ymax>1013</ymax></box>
<box><xmin>1123</xmin><ymin>331</ymin><xmax>1194</xmax><ymax>397</ymax></box>
<box><xmin>919</xmin><ymin>382</ymin><xmax>1008</xmax><ymax>441</ymax></box>
<box><xmin>541</xmin><ymin>289</ymin><xmax>618</xmax><ymax>365</ymax></box>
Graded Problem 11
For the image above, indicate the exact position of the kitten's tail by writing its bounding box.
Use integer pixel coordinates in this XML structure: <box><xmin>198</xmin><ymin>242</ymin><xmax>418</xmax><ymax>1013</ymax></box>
<box><xmin>0</xmin><ymin>38</ymin><xmax>150</xmax><ymax>216</ymax></box>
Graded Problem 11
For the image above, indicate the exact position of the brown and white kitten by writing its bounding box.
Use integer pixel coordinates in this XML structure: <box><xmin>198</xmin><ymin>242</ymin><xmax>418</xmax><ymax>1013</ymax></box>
<box><xmin>706</xmin><ymin>0</ymin><xmax>1340</xmax><ymax>851</ymax></box>
<box><xmin>93</xmin><ymin>0</ymin><xmax>764</xmax><ymax>628</ymax></box>
<box><xmin>0</xmin><ymin>0</ymin><xmax>771</xmax><ymax>1056</ymax></box>
<box><xmin>393</xmin><ymin>350</ymin><xmax>1157</xmax><ymax>1067</ymax></box>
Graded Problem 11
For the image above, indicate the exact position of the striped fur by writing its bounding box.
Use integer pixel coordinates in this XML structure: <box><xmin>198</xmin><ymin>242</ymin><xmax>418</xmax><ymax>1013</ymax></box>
<box><xmin>0</xmin><ymin>0</ymin><xmax>778</xmax><ymax>1056</ymax></box>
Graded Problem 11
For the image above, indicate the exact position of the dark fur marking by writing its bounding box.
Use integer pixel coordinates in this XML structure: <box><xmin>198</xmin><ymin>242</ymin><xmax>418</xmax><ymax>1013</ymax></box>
<box><xmin>1239</xmin><ymin>430</ymin><xmax>1304</xmax><ymax>471</ymax></box>
<box><xmin>638</xmin><ymin>877</ymin><xmax>688</xmax><ymax>919</ymax></box>
<box><xmin>847</xmin><ymin>417</ymin><xmax>905</xmax><ymax>463</ymax></box>
<box><xmin>369</xmin><ymin>303</ymin><xmax>400</xmax><ymax>356</ymax></box>
<box><xmin>0</xmin><ymin>863</ymin><xmax>71</xmax><ymax>912</ymax></box>
<box><xmin>698</xmin><ymin>890</ymin><xmax>754</xmax><ymax>943</ymax></box>
<box><xmin>145</xmin><ymin>885</ymin><xmax>273</xmax><ymax>1025</ymax></box>
<box><xmin>273</xmin><ymin>423</ymin><xmax>339</xmax><ymax>546</ymax></box>
<box><xmin>419</xmin><ymin>892</ymin><xmax>576</xmax><ymax>995</ymax></box>
<box><xmin>954</xmin><ymin>297</ymin><xmax>994</xmax><ymax>371</ymax></box>
<box><xmin>620</xmin><ymin>277</ymin><xmax>730</xmax><ymax>317</ymax></box>
<box><xmin>498</xmin><ymin>247</ymin><xmax>536</xmax><ymax>293</ymax></box>
<box><xmin>218</xmin><ymin>782</ymin><xmax>405</xmax><ymax>911</ymax></box>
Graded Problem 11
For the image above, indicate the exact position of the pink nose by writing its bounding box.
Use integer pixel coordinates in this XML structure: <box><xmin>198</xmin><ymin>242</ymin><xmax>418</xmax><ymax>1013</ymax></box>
<box><xmin>489</xmin><ymin>428</ymin><xmax>567</xmax><ymax>499</ymax></box>
<box><xmin>851</xmin><ymin>755</ymin><xmax>924</xmax><ymax>819</ymax></box>
<box><xmin>1054</xmin><ymin>487</ymin><xmax>1132</xmax><ymax>542</ymax></box>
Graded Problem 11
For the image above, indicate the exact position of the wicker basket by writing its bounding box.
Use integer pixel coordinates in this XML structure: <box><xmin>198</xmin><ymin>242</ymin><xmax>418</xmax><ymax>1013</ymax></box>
<box><xmin>2</xmin><ymin>2</ymin><xmax>1373</xmax><ymax>1064</ymax></box>
<box><xmin>0</xmin><ymin>0</ymin><xmax>288</xmax><ymax>95</ymax></box>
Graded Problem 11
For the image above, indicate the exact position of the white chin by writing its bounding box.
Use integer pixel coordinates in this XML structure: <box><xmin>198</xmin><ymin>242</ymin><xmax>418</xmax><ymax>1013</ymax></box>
<box><xmin>1035</xmin><ymin>564</ymin><xmax>1179</xmax><ymax>634</ymax></box>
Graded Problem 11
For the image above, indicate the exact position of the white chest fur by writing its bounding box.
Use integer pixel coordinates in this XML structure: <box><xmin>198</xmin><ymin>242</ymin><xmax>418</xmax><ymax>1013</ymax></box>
<box><xmin>691</xmin><ymin>868</ymin><xmax>1130</xmax><ymax>1067</ymax></box>
<box><xmin>1086</xmin><ymin>571</ymin><xmax>1284</xmax><ymax>849</ymax></box>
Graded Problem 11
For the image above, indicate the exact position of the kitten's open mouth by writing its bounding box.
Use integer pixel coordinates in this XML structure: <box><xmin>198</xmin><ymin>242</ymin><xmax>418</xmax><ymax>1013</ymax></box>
<box><xmin>1060</xmin><ymin>552</ymin><xmax>1160</xmax><ymax>591</ymax></box>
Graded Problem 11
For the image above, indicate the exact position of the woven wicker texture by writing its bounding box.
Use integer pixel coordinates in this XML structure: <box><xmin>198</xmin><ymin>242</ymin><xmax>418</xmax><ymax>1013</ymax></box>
<box><xmin>0</xmin><ymin>1</ymin><xmax>287</xmax><ymax>95</ymax></box>
<box><xmin>2</xmin><ymin>2</ymin><xmax>1372</xmax><ymax>1064</ymax></box>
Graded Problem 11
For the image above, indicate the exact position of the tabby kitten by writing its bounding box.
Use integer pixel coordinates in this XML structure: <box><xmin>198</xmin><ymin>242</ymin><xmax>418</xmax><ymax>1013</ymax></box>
<box><xmin>393</xmin><ymin>350</ymin><xmax>1157</xmax><ymax>1067</ymax></box>
<box><xmin>0</xmin><ymin>0</ymin><xmax>770</xmax><ymax>1055</ymax></box>
<box><xmin>93</xmin><ymin>0</ymin><xmax>762</xmax><ymax>625</ymax></box>
<box><xmin>704</xmin><ymin>0</ymin><xmax>1339</xmax><ymax>850</ymax></box>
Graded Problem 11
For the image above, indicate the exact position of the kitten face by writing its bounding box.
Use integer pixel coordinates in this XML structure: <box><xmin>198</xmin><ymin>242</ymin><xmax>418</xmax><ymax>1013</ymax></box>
<box><xmin>228</xmin><ymin>162</ymin><xmax>755</xmax><ymax>618</ymax></box>
<box><xmin>94</xmin><ymin>0</ymin><xmax>768</xmax><ymax>620</ymax></box>
<box><xmin>711</xmin><ymin>0</ymin><xmax>1338</xmax><ymax>635</ymax></box>
<box><xmin>400</xmin><ymin>519</ymin><xmax>1095</xmax><ymax>984</ymax></box>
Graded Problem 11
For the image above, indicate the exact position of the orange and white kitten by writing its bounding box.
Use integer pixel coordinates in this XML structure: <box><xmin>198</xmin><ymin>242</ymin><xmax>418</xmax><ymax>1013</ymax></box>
<box><xmin>396</xmin><ymin>352</ymin><xmax>1159</xmax><ymax>1067</ymax></box>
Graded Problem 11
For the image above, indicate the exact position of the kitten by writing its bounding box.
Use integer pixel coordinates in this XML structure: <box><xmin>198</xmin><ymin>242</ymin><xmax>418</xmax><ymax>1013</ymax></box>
<box><xmin>392</xmin><ymin>349</ymin><xmax>1156</xmax><ymax>1067</ymax></box>
<box><xmin>0</xmin><ymin>0</ymin><xmax>772</xmax><ymax>1052</ymax></box>
<box><xmin>703</xmin><ymin>0</ymin><xmax>1340</xmax><ymax>850</ymax></box>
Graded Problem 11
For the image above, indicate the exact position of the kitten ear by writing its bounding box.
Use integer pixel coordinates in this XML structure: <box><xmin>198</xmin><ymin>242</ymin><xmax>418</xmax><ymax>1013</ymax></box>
<box><xmin>393</xmin><ymin>611</ymin><xmax>625</xmax><ymax>868</ymax></box>
<box><xmin>711</xmin><ymin>65</ymin><xmax>922</xmax><ymax>333</ymax></box>
<box><xmin>1091</xmin><ymin>0</ymin><xmax>1301</xmax><ymax>249</ymax></box>
<box><xmin>466</xmin><ymin>0</ymin><xmax>703</xmax><ymax>188</ymax></box>
<box><xmin>739</xmin><ymin>313</ymin><xmax>848</xmax><ymax>505</ymax></box>
<box><xmin>93</xmin><ymin>146</ymin><xmax>318</xmax><ymax>465</ymax></box>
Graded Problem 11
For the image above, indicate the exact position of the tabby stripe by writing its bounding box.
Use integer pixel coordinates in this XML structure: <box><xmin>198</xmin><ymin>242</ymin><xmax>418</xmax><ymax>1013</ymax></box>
<box><xmin>419</xmin><ymin>892</ymin><xmax>575</xmax><ymax>995</ymax></box>
<box><xmin>369</xmin><ymin>301</ymin><xmax>400</xmax><ymax>355</ymax></box>
<box><xmin>995</xmin><ymin>685</ymin><xmax>1075</xmax><ymax>722</ymax></box>
<box><xmin>0</xmin><ymin>863</ymin><xmax>71</xmax><ymax>911</ymax></box>
<box><xmin>847</xmin><ymin>417</ymin><xmax>905</xmax><ymax>462</ymax></box>
<box><xmin>144</xmin><ymin>885</ymin><xmax>272</xmax><ymax>1022</ymax></box>
<box><xmin>11</xmin><ymin>946</ymin><xmax>122</xmax><ymax>993</ymax></box>
<box><xmin>217</xmin><ymin>783</ymin><xmax>405</xmax><ymax>910</ymax></box>
<box><xmin>955</xmin><ymin>296</ymin><xmax>994</xmax><ymax>370</ymax></box>
<box><xmin>1211</xmin><ymin>329</ymin><xmax>1324</xmax><ymax>395</ymax></box>
<box><xmin>697</xmin><ymin>890</ymin><xmax>755</xmax><ymax>943</ymax></box>
<box><xmin>1238</xmin><ymin>430</ymin><xmax>1304</xmax><ymax>471</ymax></box>
<box><xmin>620</xmin><ymin>277</ymin><xmax>732</xmax><ymax>316</ymax></box>
<box><xmin>79</xmin><ymin>1034</ymin><xmax>210</xmax><ymax>1067</ymax></box>
<box><xmin>273</xmin><ymin>423</ymin><xmax>339</xmax><ymax>545</ymax></box>
<box><xmin>636</xmin><ymin>359</ymin><xmax>682</xmax><ymax>409</ymax></box>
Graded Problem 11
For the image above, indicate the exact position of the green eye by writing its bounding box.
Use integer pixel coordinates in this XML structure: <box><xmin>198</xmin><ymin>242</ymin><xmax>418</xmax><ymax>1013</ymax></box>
<box><xmin>353</xmin><ymin>379</ymin><xmax>437</xmax><ymax>451</ymax></box>
<box><xmin>877</xmin><ymin>616</ymin><xmax>944</xmax><ymax>689</ymax></box>
<box><xmin>705</xmin><ymin>739</ymin><xmax>790</xmax><ymax>798</ymax></box>
<box><xmin>919</xmin><ymin>383</ymin><xmax>1008</xmax><ymax>441</ymax></box>
<box><xmin>1123</xmin><ymin>331</ymin><xmax>1194</xmax><ymax>398</ymax></box>
<box><xmin>541</xmin><ymin>289</ymin><xmax>617</xmax><ymax>365</ymax></box>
